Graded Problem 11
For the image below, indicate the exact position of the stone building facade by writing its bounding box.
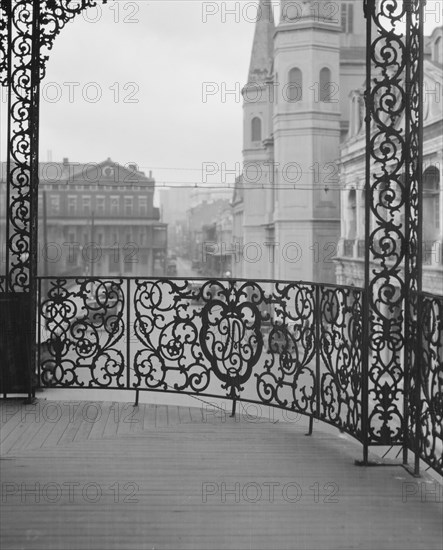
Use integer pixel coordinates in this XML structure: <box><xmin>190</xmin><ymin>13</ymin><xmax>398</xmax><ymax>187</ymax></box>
<box><xmin>335</xmin><ymin>26</ymin><xmax>443</xmax><ymax>295</ymax></box>
<box><xmin>0</xmin><ymin>158</ymin><xmax>167</xmax><ymax>278</ymax></box>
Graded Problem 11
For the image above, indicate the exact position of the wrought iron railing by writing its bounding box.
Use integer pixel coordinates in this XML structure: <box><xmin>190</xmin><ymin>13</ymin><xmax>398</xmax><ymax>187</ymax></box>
<box><xmin>412</xmin><ymin>293</ymin><xmax>443</xmax><ymax>474</ymax></box>
<box><xmin>36</xmin><ymin>276</ymin><xmax>443</xmax><ymax>475</ymax></box>
<box><xmin>37</xmin><ymin>277</ymin><xmax>364</xmax><ymax>441</ymax></box>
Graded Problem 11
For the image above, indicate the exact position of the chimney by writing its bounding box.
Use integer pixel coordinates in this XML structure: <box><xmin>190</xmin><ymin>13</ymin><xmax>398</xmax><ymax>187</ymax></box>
<box><xmin>63</xmin><ymin>157</ymin><xmax>69</xmax><ymax>167</ymax></box>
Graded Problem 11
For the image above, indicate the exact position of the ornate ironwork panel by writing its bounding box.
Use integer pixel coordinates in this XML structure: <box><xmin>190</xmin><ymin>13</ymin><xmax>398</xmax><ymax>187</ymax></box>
<box><xmin>0</xmin><ymin>1</ymin><xmax>8</xmax><ymax>84</ymax></box>
<box><xmin>2</xmin><ymin>0</ymin><xmax>37</xmax><ymax>292</ymax></box>
<box><xmin>364</xmin><ymin>0</ymin><xmax>424</xmax><ymax>447</ymax></box>
<box><xmin>39</xmin><ymin>278</ymin><xmax>126</xmax><ymax>387</ymax></box>
<box><xmin>38</xmin><ymin>277</ymin><xmax>365</xmax><ymax>440</ymax></box>
<box><xmin>418</xmin><ymin>294</ymin><xmax>443</xmax><ymax>474</ymax></box>
<box><xmin>132</xmin><ymin>279</ymin><xmax>271</xmax><ymax>401</ymax></box>
<box><xmin>0</xmin><ymin>0</ymin><xmax>108</xmax><ymax>292</ymax></box>
<box><xmin>37</xmin><ymin>0</ymin><xmax>108</xmax><ymax>82</ymax></box>
<box><xmin>404</xmin><ymin>0</ymin><xmax>425</xmax><ymax>471</ymax></box>
<box><xmin>254</xmin><ymin>281</ymin><xmax>317</xmax><ymax>416</ymax></box>
<box><xmin>319</xmin><ymin>285</ymin><xmax>363</xmax><ymax>439</ymax></box>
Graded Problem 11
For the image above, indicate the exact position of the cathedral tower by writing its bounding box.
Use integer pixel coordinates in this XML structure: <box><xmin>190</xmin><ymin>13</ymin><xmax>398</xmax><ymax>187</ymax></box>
<box><xmin>238</xmin><ymin>0</ymin><xmax>366</xmax><ymax>283</ymax></box>
<box><xmin>272</xmin><ymin>0</ymin><xmax>342</xmax><ymax>283</ymax></box>
<box><xmin>241</xmin><ymin>0</ymin><xmax>276</xmax><ymax>279</ymax></box>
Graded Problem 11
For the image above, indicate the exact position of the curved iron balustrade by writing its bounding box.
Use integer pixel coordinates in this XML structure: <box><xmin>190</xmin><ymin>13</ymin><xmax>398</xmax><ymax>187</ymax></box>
<box><xmin>36</xmin><ymin>276</ymin><xmax>442</xmax><ymax>475</ymax></box>
<box><xmin>37</xmin><ymin>277</ymin><xmax>364</xmax><ymax>441</ymax></box>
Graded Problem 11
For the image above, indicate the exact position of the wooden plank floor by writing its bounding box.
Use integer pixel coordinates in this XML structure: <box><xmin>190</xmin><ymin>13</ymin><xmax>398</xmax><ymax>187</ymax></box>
<box><xmin>1</xmin><ymin>398</ymin><xmax>442</xmax><ymax>550</ymax></box>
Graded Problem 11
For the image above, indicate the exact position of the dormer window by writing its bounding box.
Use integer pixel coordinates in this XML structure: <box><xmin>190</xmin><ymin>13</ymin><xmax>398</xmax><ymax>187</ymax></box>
<box><xmin>251</xmin><ymin>117</ymin><xmax>262</xmax><ymax>142</ymax></box>
<box><xmin>103</xmin><ymin>166</ymin><xmax>115</xmax><ymax>178</ymax></box>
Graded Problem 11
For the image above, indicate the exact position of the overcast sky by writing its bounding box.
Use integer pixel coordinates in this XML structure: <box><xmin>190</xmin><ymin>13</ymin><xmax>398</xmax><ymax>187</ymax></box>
<box><xmin>1</xmin><ymin>0</ymin><xmax>442</xmax><ymax>199</ymax></box>
<box><xmin>39</xmin><ymin>0</ymin><xmax>255</xmax><ymax>196</ymax></box>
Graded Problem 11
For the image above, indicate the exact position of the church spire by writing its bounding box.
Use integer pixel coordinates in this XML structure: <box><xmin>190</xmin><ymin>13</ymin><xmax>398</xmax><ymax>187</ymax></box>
<box><xmin>247</xmin><ymin>0</ymin><xmax>275</xmax><ymax>84</ymax></box>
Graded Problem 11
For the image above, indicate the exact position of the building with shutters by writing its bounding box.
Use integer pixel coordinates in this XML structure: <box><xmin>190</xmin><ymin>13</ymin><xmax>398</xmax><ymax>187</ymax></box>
<box><xmin>335</xmin><ymin>26</ymin><xmax>443</xmax><ymax>295</ymax></box>
<box><xmin>0</xmin><ymin>158</ymin><xmax>168</xmax><ymax>278</ymax></box>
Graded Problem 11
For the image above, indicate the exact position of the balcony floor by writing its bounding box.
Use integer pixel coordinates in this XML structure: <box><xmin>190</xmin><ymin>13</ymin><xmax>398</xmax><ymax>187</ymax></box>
<box><xmin>1</xmin><ymin>397</ymin><xmax>442</xmax><ymax>550</ymax></box>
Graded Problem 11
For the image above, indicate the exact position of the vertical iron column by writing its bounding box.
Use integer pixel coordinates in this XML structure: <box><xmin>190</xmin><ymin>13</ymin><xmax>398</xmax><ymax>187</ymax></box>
<box><xmin>364</xmin><ymin>0</ymin><xmax>425</xmax><ymax>456</ymax></box>
<box><xmin>408</xmin><ymin>0</ymin><xmax>425</xmax><ymax>476</ymax></box>
<box><xmin>362</xmin><ymin>0</ymin><xmax>373</xmax><ymax>464</ymax></box>
<box><xmin>398</xmin><ymin>0</ymin><xmax>425</xmax><ymax>473</ymax></box>
<box><xmin>1</xmin><ymin>0</ymin><xmax>41</xmax><ymax>397</ymax></box>
<box><xmin>5</xmin><ymin>0</ymin><xmax>39</xmax><ymax>293</ymax></box>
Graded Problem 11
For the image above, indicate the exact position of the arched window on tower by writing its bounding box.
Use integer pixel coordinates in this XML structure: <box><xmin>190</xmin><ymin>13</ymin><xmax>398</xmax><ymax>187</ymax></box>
<box><xmin>287</xmin><ymin>68</ymin><xmax>302</xmax><ymax>102</ymax></box>
<box><xmin>320</xmin><ymin>68</ymin><xmax>332</xmax><ymax>102</ymax></box>
<box><xmin>251</xmin><ymin>117</ymin><xmax>262</xmax><ymax>142</ymax></box>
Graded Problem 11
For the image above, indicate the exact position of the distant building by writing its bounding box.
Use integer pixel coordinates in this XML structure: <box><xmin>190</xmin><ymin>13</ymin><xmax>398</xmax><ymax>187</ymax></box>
<box><xmin>0</xmin><ymin>158</ymin><xmax>168</xmax><ymax>278</ymax></box>
<box><xmin>190</xmin><ymin>187</ymin><xmax>232</xmax><ymax>208</ymax></box>
<box><xmin>335</xmin><ymin>26</ymin><xmax>443</xmax><ymax>296</ymax></box>
<box><xmin>186</xmin><ymin>198</ymin><xmax>232</xmax><ymax>274</ymax></box>
<box><xmin>158</xmin><ymin>187</ymin><xmax>192</xmax><ymax>253</ymax></box>
<box><xmin>200</xmin><ymin>203</ymin><xmax>234</xmax><ymax>278</ymax></box>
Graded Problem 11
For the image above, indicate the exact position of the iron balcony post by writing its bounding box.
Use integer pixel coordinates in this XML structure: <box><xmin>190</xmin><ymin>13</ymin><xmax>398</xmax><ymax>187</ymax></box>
<box><xmin>311</xmin><ymin>283</ymin><xmax>322</xmax><ymax>436</ymax></box>
<box><xmin>402</xmin><ymin>0</ymin><xmax>413</xmax><ymax>466</ymax></box>
<box><xmin>36</xmin><ymin>277</ymin><xmax>41</xmax><ymax>390</ymax></box>
<box><xmin>413</xmin><ymin>0</ymin><xmax>425</xmax><ymax>477</ymax></box>
<box><xmin>5</xmin><ymin>0</ymin><xmax>11</xmax><ymax>289</ymax></box>
<box><xmin>27</xmin><ymin>0</ymin><xmax>41</xmax><ymax>403</ymax></box>
<box><xmin>127</xmin><ymin>278</ymin><xmax>131</xmax><ymax>390</ymax></box>
<box><xmin>361</xmin><ymin>0</ymin><xmax>374</xmax><ymax>465</ymax></box>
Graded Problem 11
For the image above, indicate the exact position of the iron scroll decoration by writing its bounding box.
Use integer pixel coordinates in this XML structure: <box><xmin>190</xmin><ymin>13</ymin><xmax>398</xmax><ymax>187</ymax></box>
<box><xmin>0</xmin><ymin>0</ymin><xmax>108</xmax><ymax>293</ymax></box>
<box><xmin>39</xmin><ymin>277</ymin><xmax>363</xmax><ymax>441</ymax></box>
<box><xmin>37</xmin><ymin>271</ymin><xmax>440</xmax><ymax>474</ymax></box>
<box><xmin>198</xmin><ymin>281</ymin><xmax>264</xmax><ymax>401</ymax></box>
<box><xmin>363</xmin><ymin>0</ymin><xmax>424</xmax><ymax>456</ymax></box>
